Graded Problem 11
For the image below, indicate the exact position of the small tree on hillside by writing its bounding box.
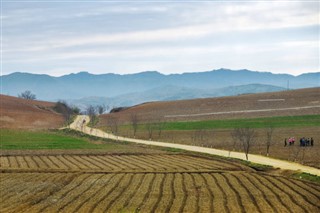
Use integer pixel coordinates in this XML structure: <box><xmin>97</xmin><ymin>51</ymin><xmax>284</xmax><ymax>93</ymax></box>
<box><xmin>18</xmin><ymin>90</ymin><xmax>36</xmax><ymax>100</ymax></box>
<box><xmin>130</xmin><ymin>113</ymin><xmax>139</xmax><ymax>138</ymax></box>
<box><xmin>108</xmin><ymin>116</ymin><xmax>119</xmax><ymax>135</ymax></box>
<box><xmin>233</xmin><ymin>127</ymin><xmax>256</xmax><ymax>160</ymax></box>
<box><xmin>54</xmin><ymin>101</ymin><xmax>73</xmax><ymax>124</ymax></box>
<box><xmin>85</xmin><ymin>105</ymin><xmax>97</xmax><ymax>126</ymax></box>
<box><xmin>97</xmin><ymin>104</ymin><xmax>109</xmax><ymax>115</ymax></box>
<box><xmin>146</xmin><ymin>122</ymin><xmax>155</xmax><ymax>140</ymax></box>
<box><xmin>155</xmin><ymin>117</ymin><xmax>166</xmax><ymax>139</ymax></box>
<box><xmin>265</xmin><ymin>126</ymin><xmax>274</xmax><ymax>157</ymax></box>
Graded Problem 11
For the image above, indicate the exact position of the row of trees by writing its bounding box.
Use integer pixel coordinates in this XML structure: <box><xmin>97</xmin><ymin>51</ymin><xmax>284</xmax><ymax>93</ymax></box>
<box><xmin>231</xmin><ymin>127</ymin><xmax>274</xmax><ymax>160</ymax></box>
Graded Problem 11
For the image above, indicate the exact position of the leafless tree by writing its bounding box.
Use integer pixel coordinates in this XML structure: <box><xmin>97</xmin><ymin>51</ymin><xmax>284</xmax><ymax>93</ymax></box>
<box><xmin>107</xmin><ymin>116</ymin><xmax>119</xmax><ymax>135</ymax></box>
<box><xmin>85</xmin><ymin>105</ymin><xmax>97</xmax><ymax>126</ymax></box>
<box><xmin>265</xmin><ymin>126</ymin><xmax>274</xmax><ymax>156</ymax></box>
<box><xmin>233</xmin><ymin>127</ymin><xmax>256</xmax><ymax>160</ymax></box>
<box><xmin>96</xmin><ymin>104</ymin><xmax>109</xmax><ymax>115</ymax></box>
<box><xmin>230</xmin><ymin>128</ymin><xmax>239</xmax><ymax>157</ymax></box>
<box><xmin>146</xmin><ymin>122</ymin><xmax>155</xmax><ymax>140</ymax></box>
<box><xmin>18</xmin><ymin>90</ymin><xmax>36</xmax><ymax>100</ymax></box>
<box><xmin>130</xmin><ymin>113</ymin><xmax>139</xmax><ymax>138</ymax></box>
<box><xmin>155</xmin><ymin>117</ymin><xmax>166</xmax><ymax>139</ymax></box>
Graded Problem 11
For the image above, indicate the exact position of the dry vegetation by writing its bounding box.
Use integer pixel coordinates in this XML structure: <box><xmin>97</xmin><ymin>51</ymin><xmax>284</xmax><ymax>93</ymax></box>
<box><xmin>1</xmin><ymin>153</ymin><xmax>319</xmax><ymax>213</ymax></box>
<box><xmin>97</xmin><ymin>88</ymin><xmax>320</xmax><ymax>168</ymax></box>
<box><xmin>99</xmin><ymin>87</ymin><xmax>320</xmax><ymax>123</ymax></box>
<box><xmin>0</xmin><ymin>95</ymin><xmax>64</xmax><ymax>129</ymax></box>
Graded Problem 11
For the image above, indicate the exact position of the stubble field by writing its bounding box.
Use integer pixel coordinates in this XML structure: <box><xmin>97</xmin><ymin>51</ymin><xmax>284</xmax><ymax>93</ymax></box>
<box><xmin>1</xmin><ymin>153</ymin><xmax>319</xmax><ymax>213</ymax></box>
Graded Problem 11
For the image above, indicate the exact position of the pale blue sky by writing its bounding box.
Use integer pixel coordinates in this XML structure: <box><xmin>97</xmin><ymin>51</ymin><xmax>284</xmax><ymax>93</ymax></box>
<box><xmin>1</xmin><ymin>0</ymin><xmax>319</xmax><ymax>76</ymax></box>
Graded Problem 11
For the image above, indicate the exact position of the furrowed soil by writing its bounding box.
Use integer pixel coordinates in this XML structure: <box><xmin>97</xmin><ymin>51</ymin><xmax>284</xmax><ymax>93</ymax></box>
<box><xmin>1</xmin><ymin>152</ymin><xmax>319</xmax><ymax>213</ymax></box>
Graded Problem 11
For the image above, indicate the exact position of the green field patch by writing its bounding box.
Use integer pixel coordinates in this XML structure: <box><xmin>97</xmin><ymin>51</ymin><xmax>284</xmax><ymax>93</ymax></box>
<box><xmin>0</xmin><ymin>129</ymin><xmax>124</xmax><ymax>150</ymax></box>
<box><xmin>292</xmin><ymin>172</ymin><xmax>320</xmax><ymax>184</ymax></box>
<box><xmin>163</xmin><ymin>114</ymin><xmax>320</xmax><ymax>130</ymax></box>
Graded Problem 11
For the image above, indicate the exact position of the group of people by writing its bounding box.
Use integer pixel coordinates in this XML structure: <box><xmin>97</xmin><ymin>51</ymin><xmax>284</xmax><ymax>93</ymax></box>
<box><xmin>299</xmin><ymin>137</ymin><xmax>314</xmax><ymax>147</ymax></box>
<box><xmin>284</xmin><ymin>137</ymin><xmax>314</xmax><ymax>147</ymax></box>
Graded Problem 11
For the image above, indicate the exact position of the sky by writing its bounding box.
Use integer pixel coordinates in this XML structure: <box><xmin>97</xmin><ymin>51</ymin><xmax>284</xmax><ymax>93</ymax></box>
<box><xmin>1</xmin><ymin>0</ymin><xmax>319</xmax><ymax>76</ymax></box>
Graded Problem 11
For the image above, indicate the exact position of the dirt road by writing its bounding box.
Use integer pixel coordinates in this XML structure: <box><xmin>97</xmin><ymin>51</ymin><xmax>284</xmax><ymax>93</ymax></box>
<box><xmin>70</xmin><ymin>115</ymin><xmax>320</xmax><ymax>176</ymax></box>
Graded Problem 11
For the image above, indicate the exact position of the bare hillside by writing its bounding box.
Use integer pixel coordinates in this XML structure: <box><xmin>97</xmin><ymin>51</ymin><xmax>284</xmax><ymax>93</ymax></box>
<box><xmin>0</xmin><ymin>95</ymin><xmax>64</xmax><ymax>129</ymax></box>
<box><xmin>99</xmin><ymin>87</ymin><xmax>320</xmax><ymax>124</ymax></box>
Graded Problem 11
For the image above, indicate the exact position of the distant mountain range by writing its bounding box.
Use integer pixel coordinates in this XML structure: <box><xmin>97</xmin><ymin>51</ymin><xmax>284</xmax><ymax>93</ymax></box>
<box><xmin>1</xmin><ymin>69</ymin><xmax>319</xmax><ymax>109</ymax></box>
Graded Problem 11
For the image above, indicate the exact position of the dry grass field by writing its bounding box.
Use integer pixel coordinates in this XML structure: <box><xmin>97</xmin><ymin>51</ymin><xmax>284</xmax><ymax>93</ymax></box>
<box><xmin>1</xmin><ymin>153</ymin><xmax>319</xmax><ymax>213</ymax></box>
<box><xmin>0</xmin><ymin>95</ymin><xmax>64</xmax><ymax>129</ymax></box>
<box><xmin>99</xmin><ymin>87</ymin><xmax>320</xmax><ymax>123</ymax></box>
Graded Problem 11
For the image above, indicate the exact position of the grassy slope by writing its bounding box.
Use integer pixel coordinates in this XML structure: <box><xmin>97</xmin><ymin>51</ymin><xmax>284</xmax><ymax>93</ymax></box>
<box><xmin>0</xmin><ymin>129</ymin><xmax>127</xmax><ymax>150</ymax></box>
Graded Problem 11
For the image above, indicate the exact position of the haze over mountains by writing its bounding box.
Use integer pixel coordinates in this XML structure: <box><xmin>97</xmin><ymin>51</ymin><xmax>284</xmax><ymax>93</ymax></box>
<box><xmin>1</xmin><ymin>69</ymin><xmax>319</xmax><ymax>109</ymax></box>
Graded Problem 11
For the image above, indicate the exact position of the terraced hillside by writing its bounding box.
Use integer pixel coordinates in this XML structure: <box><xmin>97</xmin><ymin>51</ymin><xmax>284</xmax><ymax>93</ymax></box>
<box><xmin>1</xmin><ymin>153</ymin><xmax>319</xmax><ymax>213</ymax></box>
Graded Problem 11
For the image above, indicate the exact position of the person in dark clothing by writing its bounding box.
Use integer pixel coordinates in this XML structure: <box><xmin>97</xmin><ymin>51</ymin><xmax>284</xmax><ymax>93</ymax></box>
<box><xmin>284</xmin><ymin>138</ymin><xmax>287</xmax><ymax>147</ymax></box>
<box><xmin>311</xmin><ymin>137</ymin><xmax>314</xmax><ymax>146</ymax></box>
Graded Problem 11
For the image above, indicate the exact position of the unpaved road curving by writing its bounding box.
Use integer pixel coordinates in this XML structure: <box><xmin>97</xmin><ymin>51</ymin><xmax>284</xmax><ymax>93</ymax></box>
<box><xmin>70</xmin><ymin>115</ymin><xmax>320</xmax><ymax>176</ymax></box>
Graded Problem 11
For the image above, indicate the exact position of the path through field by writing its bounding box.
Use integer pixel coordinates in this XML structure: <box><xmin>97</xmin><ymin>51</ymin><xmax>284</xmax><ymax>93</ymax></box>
<box><xmin>71</xmin><ymin>115</ymin><xmax>320</xmax><ymax>176</ymax></box>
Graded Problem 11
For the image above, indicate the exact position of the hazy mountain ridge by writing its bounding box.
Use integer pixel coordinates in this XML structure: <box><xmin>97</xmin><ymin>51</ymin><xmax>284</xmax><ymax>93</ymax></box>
<box><xmin>1</xmin><ymin>69</ymin><xmax>318</xmax><ymax>108</ymax></box>
<box><xmin>69</xmin><ymin>84</ymin><xmax>285</xmax><ymax>109</ymax></box>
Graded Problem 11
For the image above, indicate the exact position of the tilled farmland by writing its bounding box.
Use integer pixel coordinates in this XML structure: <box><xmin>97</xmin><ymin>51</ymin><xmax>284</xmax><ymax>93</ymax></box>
<box><xmin>1</xmin><ymin>154</ymin><xmax>319</xmax><ymax>213</ymax></box>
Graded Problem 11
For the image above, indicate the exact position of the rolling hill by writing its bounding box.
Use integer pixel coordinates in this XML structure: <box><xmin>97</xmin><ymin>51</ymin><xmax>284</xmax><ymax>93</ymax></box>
<box><xmin>98</xmin><ymin>87</ymin><xmax>320</xmax><ymax>125</ymax></box>
<box><xmin>0</xmin><ymin>95</ymin><xmax>64</xmax><ymax>129</ymax></box>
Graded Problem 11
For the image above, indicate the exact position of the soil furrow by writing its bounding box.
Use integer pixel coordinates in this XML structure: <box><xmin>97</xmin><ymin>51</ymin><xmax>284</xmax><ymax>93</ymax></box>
<box><xmin>228</xmin><ymin>173</ymin><xmax>261</xmax><ymax>212</ymax></box>
<box><xmin>239</xmin><ymin>173</ymin><xmax>277</xmax><ymax>213</ymax></box>
<box><xmin>85</xmin><ymin>174</ymin><xmax>126</xmax><ymax>212</ymax></box>
<box><xmin>102</xmin><ymin>174</ymin><xmax>135</xmax><ymax>212</ymax></box>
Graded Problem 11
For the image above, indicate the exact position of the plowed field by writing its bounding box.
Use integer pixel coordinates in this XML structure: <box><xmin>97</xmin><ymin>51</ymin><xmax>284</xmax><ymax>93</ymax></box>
<box><xmin>1</xmin><ymin>153</ymin><xmax>319</xmax><ymax>213</ymax></box>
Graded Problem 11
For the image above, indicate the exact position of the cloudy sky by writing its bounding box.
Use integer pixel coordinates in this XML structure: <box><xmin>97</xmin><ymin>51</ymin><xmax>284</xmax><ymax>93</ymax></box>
<box><xmin>1</xmin><ymin>0</ymin><xmax>319</xmax><ymax>76</ymax></box>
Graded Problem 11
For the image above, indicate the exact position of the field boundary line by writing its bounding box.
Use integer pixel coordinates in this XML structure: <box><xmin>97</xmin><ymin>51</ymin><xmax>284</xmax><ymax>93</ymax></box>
<box><xmin>164</xmin><ymin>105</ymin><xmax>320</xmax><ymax>118</ymax></box>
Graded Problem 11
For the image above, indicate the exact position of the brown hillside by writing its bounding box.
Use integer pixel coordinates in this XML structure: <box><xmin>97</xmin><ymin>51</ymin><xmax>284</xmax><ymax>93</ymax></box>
<box><xmin>99</xmin><ymin>87</ymin><xmax>320</xmax><ymax>124</ymax></box>
<box><xmin>0</xmin><ymin>95</ymin><xmax>64</xmax><ymax>129</ymax></box>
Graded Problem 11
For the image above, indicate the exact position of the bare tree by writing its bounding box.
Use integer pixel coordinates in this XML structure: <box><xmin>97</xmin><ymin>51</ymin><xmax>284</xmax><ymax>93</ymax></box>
<box><xmin>265</xmin><ymin>126</ymin><xmax>274</xmax><ymax>157</ymax></box>
<box><xmin>85</xmin><ymin>105</ymin><xmax>97</xmax><ymax>126</ymax></box>
<box><xmin>155</xmin><ymin>117</ymin><xmax>166</xmax><ymax>139</ymax></box>
<box><xmin>18</xmin><ymin>90</ymin><xmax>36</xmax><ymax>100</ymax></box>
<box><xmin>130</xmin><ymin>113</ymin><xmax>139</xmax><ymax>138</ymax></box>
<box><xmin>146</xmin><ymin>122</ymin><xmax>155</xmax><ymax>140</ymax></box>
<box><xmin>233</xmin><ymin>127</ymin><xmax>256</xmax><ymax>160</ymax></box>
<box><xmin>108</xmin><ymin>116</ymin><xmax>119</xmax><ymax>135</ymax></box>
<box><xmin>96</xmin><ymin>104</ymin><xmax>109</xmax><ymax>115</ymax></box>
<box><xmin>230</xmin><ymin>128</ymin><xmax>239</xmax><ymax>157</ymax></box>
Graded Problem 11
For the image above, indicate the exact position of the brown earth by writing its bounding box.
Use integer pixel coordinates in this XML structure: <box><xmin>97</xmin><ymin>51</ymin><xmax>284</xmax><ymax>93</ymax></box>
<box><xmin>1</xmin><ymin>153</ymin><xmax>319</xmax><ymax>213</ymax></box>
<box><xmin>0</xmin><ymin>95</ymin><xmax>64</xmax><ymax>129</ymax></box>
<box><xmin>97</xmin><ymin>88</ymin><xmax>320</xmax><ymax>169</ymax></box>
<box><xmin>122</xmin><ymin>127</ymin><xmax>320</xmax><ymax>169</ymax></box>
<box><xmin>99</xmin><ymin>87</ymin><xmax>320</xmax><ymax>124</ymax></box>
